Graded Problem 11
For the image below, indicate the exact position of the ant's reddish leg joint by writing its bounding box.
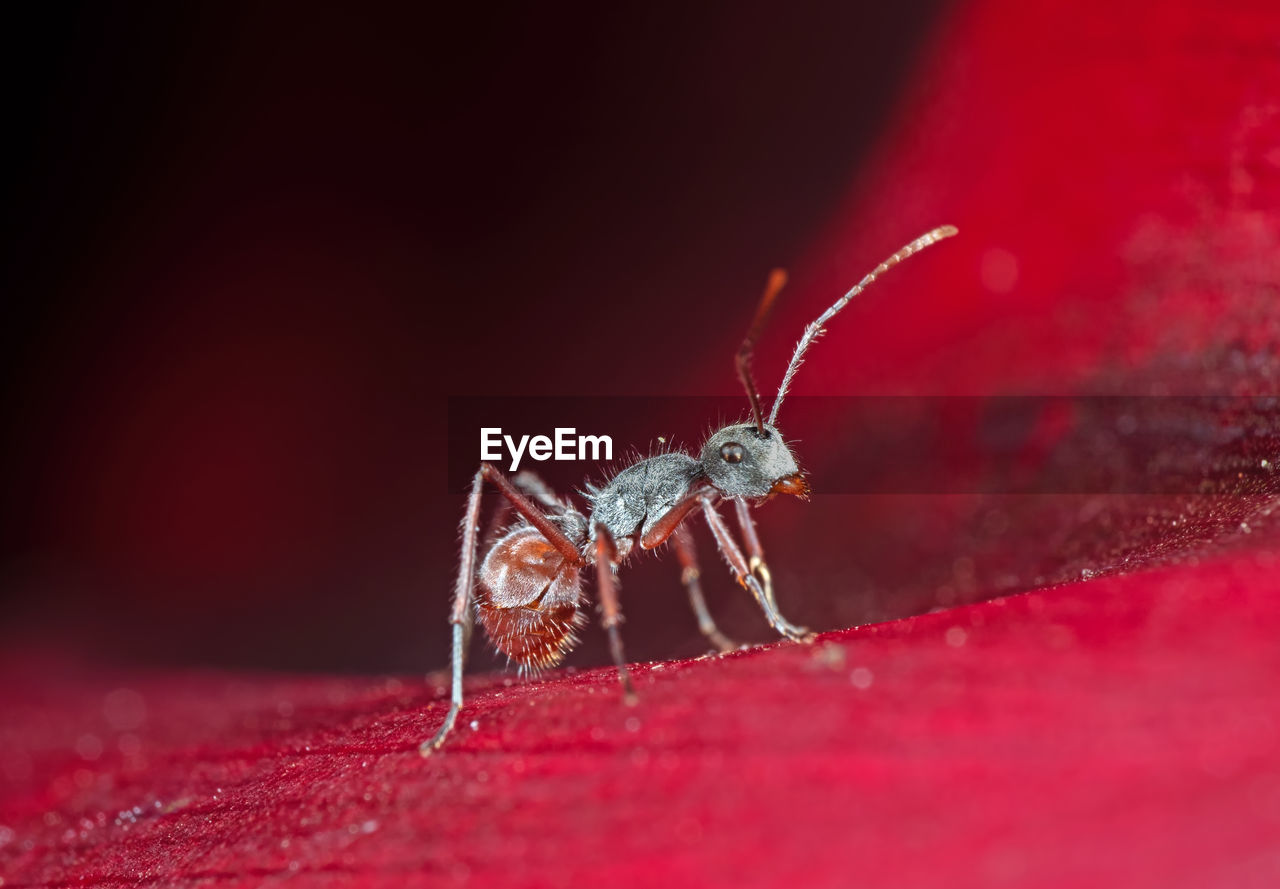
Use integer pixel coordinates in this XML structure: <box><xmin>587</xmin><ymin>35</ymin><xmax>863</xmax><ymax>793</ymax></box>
<box><xmin>733</xmin><ymin>499</ymin><xmax>779</xmax><ymax>614</ymax></box>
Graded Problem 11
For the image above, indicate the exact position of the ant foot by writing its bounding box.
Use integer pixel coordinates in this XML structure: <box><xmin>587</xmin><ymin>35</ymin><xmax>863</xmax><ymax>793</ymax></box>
<box><xmin>707</xmin><ymin>629</ymin><xmax>738</xmax><ymax>654</ymax></box>
<box><xmin>776</xmin><ymin>622</ymin><xmax>814</xmax><ymax>644</ymax></box>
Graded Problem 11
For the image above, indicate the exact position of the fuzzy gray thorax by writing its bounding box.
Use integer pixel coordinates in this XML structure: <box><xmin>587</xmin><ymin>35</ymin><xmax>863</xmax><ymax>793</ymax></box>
<box><xmin>584</xmin><ymin>453</ymin><xmax>704</xmax><ymax>558</ymax></box>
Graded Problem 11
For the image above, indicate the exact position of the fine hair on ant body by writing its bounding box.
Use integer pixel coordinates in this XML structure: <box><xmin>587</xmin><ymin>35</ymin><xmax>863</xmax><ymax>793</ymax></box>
<box><xmin>423</xmin><ymin>225</ymin><xmax>958</xmax><ymax>753</ymax></box>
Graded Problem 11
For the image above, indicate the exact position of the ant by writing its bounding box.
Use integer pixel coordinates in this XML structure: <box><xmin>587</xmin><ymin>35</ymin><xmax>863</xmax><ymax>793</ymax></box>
<box><xmin>423</xmin><ymin>225</ymin><xmax>957</xmax><ymax>753</ymax></box>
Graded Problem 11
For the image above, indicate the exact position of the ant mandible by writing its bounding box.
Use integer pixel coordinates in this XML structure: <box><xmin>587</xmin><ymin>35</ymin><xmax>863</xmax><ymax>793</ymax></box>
<box><xmin>423</xmin><ymin>225</ymin><xmax>958</xmax><ymax>753</ymax></box>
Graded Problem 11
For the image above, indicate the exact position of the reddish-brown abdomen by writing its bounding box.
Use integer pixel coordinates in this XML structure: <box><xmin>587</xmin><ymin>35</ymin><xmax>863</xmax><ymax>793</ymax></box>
<box><xmin>476</xmin><ymin>525</ymin><xmax>584</xmax><ymax>668</ymax></box>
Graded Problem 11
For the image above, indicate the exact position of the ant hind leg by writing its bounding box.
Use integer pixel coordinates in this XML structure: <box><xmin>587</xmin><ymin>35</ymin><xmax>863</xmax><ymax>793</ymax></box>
<box><xmin>423</xmin><ymin>463</ymin><xmax>590</xmax><ymax>754</ymax></box>
<box><xmin>510</xmin><ymin>470</ymin><xmax>569</xmax><ymax>514</ymax></box>
<box><xmin>421</xmin><ymin>467</ymin><xmax>486</xmax><ymax>755</ymax></box>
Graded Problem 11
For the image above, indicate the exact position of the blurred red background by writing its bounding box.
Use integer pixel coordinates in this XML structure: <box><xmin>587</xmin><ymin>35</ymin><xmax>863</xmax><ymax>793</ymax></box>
<box><xmin>4</xmin><ymin>0</ymin><xmax>1279</xmax><ymax>678</ymax></box>
<box><xmin>0</xmin><ymin>3</ymin><xmax>944</xmax><ymax>673</ymax></box>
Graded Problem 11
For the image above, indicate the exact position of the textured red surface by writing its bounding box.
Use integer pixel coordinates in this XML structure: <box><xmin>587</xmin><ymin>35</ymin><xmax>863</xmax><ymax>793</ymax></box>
<box><xmin>1</xmin><ymin>557</ymin><xmax>1278</xmax><ymax>889</ymax></box>
<box><xmin>5</xmin><ymin>0</ymin><xmax>1280</xmax><ymax>886</ymax></box>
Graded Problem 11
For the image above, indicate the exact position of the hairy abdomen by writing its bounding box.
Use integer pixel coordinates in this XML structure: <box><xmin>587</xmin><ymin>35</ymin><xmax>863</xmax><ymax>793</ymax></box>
<box><xmin>476</xmin><ymin>525</ymin><xmax>585</xmax><ymax>669</ymax></box>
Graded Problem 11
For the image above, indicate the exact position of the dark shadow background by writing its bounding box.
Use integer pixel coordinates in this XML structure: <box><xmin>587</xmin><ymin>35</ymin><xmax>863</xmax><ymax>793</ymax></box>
<box><xmin>0</xmin><ymin>3</ymin><xmax>945</xmax><ymax>673</ymax></box>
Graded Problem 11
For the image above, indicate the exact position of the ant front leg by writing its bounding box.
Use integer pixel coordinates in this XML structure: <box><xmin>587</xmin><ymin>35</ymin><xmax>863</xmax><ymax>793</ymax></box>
<box><xmin>671</xmin><ymin>525</ymin><xmax>737</xmax><ymax>653</ymax></box>
<box><xmin>594</xmin><ymin>524</ymin><xmax>638</xmax><ymax>704</ymax></box>
<box><xmin>733</xmin><ymin>498</ymin><xmax>779</xmax><ymax>618</ymax></box>
<box><xmin>700</xmin><ymin>495</ymin><xmax>812</xmax><ymax>643</ymax></box>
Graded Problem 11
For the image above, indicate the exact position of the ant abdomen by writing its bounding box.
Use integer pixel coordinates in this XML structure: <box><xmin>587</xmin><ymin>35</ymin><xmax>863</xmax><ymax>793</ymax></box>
<box><xmin>476</xmin><ymin>525</ymin><xmax>586</xmax><ymax>669</ymax></box>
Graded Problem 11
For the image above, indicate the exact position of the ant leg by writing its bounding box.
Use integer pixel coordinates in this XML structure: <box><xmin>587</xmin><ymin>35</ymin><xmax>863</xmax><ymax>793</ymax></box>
<box><xmin>421</xmin><ymin>467</ymin><xmax>486</xmax><ymax>755</ymax></box>
<box><xmin>480</xmin><ymin>463</ymin><xmax>584</xmax><ymax>564</ymax></box>
<box><xmin>467</xmin><ymin>497</ymin><xmax>517</xmax><ymax>655</ymax></box>
<box><xmin>594</xmin><ymin>524</ymin><xmax>638</xmax><ymax>705</ymax></box>
<box><xmin>671</xmin><ymin>525</ymin><xmax>737</xmax><ymax>653</ymax></box>
<box><xmin>423</xmin><ymin>464</ymin><xmax>587</xmax><ymax>754</ymax></box>
<box><xmin>510</xmin><ymin>470</ymin><xmax>568</xmax><ymax>514</ymax></box>
<box><xmin>700</xmin><ymin>496</ymin><xmax>812</xmax><ymax>642</ymax></box>
<box><xmin>733</xmin><ymin>499</ymin><xmax>779</xmax><ymax>616</ymax></box>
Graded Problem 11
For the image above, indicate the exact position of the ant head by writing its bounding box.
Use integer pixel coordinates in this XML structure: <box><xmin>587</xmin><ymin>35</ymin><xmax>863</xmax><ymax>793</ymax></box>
<box><xmin>699</xmin><ymin>423</ymin><xmax>808</xmax><ymax>501</ymax></box>
<box><xmin>712</xmin><ymin>226</ymin><xmax>956</xmax><ymax>503</ymax></box>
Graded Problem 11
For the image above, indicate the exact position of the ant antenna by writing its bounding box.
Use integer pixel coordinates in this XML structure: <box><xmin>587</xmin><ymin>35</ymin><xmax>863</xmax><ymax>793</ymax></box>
<box><xmin>767</xmin><ymin>225</ymin><xmax>958</xmax><ymax>426</ymax></box>
<box><xmin>736</xmin><ymin>268</ymin><xmax>788</xmax><ymax>435</ymax></box>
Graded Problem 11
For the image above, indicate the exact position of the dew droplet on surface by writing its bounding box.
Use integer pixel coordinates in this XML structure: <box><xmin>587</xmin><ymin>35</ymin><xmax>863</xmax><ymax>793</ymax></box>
<box><xmin>810</xmin><ymin>643</ymin><xmax>846</xmax><ymax>670</ymax></box>
<box><xmin>850</xmin><ymin>667</ymin><xmax>874</xmax><ymax>690</ymax></box>
<box><xmin>624</xmin><ymin>717</ymin><xmax>641</xmax><ymax>733</ymax></box>
<box><xmin>945</xmin><ymin>626</ymin><xmax>968</xmax><ymax>648</ymax></box>
<box><xmin>469</xmin><ymin>720</ymin><xmax>479</xmax><ymax>731</ymax></box>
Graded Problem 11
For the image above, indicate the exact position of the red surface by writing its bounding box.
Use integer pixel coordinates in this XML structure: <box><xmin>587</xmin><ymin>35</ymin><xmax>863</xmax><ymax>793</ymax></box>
<box><xmin>2</xmin><ymin>560</ymin><xmax>1279</xmax><ymax>888</ymax></box>
<box><xmin>5</xmin><ymin>0</ymin><xmax>1280</xmax><ymax>886</ymax></box>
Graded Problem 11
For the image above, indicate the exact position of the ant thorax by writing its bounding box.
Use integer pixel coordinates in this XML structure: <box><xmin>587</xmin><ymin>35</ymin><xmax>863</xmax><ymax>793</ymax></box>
<box><xmin>581</xmin><ymin>422</ymin><xmax>807</xmax><ymax>560</ymax></box>
<box><xmin>583</xmin><ymin>452</ymin><xmax>704</xmax><ymax>560</ymax></box>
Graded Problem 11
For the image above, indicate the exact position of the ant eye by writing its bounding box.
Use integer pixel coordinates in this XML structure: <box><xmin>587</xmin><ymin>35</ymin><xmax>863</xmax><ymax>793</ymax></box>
<box><xmin>720</xmin><ymin>442</ymin><xmax>744</xmax><ymax>464</ymax></box>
